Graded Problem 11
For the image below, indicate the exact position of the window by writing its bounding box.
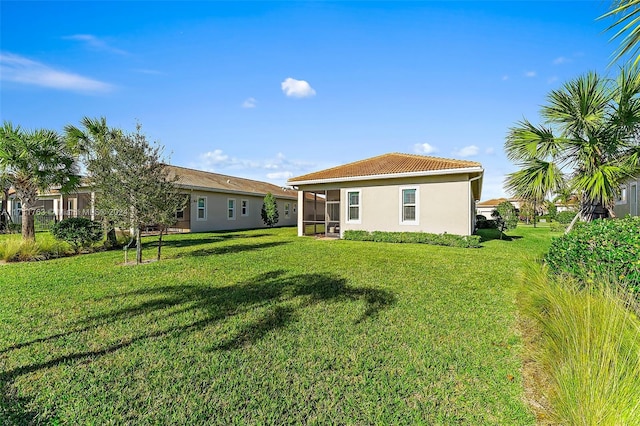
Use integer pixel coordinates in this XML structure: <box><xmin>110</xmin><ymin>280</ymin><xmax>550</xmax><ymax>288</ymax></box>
<box><xmin>400</xmin><ymin>187</ymin><xmax>419</xmax><ymax>225</ymax></box>
<box><xmin>197</xmin><ymin>197</ymin><xmax>207</xmax><ymax>220</ymax></box>
<box><xmin>617</xmin><ymin>186</ymin><xmax>628</xmax><ymax>204</ymax></box>
<box><xmin>175</xmin><ymin>209</ymin><xmax>184</xmax><ymax>220</ymax></box>
<box><xmin>227</xmin><ymin>198</ymin><xmax>236</xmax><ymax>220</ymax></box>
<box><xmin>284</xmin><ymin>202</ymin><xmax>291</xmax><ymax>219</ymax></box>
<box><xmin>293</xmin><ymin>203</ymin><xmax>297</xmax><ymax>214</ymax></box>
<box><xmin>241</xmin><ymin>199</ymin><xmax>249</xmax><ymax>216</ymax></box>
<box><xmin>346</xmin><ymin>190</ymin><xmax>361</xmax><ymax>223</ymax></box>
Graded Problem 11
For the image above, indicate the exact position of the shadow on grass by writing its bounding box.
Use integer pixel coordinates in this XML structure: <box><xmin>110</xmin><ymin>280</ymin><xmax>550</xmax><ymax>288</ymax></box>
<box><xmin>0</xmin><ymin>270</ymin><xmax>396</xmax><ymax>419</ymax></box>
<box><xmin>141</xmin><ymin>232</ymin><xmax>273</xmax><ymax>250</ymax></box>
<box><xmin>477</xmin><ymin>228</ymin><xmax>523</xmax><ymax>243</ymax></box>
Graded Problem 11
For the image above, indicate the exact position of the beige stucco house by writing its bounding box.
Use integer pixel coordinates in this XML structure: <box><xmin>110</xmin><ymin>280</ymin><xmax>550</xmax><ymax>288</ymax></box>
<box><xmin>7</xmin><ymin>165</ymin><xmax>298</xmax><ymax>232</ymax></box>
<box><xmin>287</xmin><ymin>153</ymin><xmax>483</xmax><ymax>237</ymax></box>
<box><xmin>614</xmin><ymin>177</ymin><xmax>639</xmax><ymax>217</ymax></box>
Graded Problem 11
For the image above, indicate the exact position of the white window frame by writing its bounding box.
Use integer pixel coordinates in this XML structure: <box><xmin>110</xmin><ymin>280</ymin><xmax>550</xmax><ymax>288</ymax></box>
<box><xmin>196</xmin><ymin>196</ymin><xmax>207</xmax><ymax>221</ymax></box>
<box><xmin>227</xmin><ymin>198</ymin><xmax>236</xmax><ymax>220</ymax></box>
<box><xmin>346</xmin><ymin>189</ymin><xmax>362</xmax><ymax>224</ymax></box>
<box><xmin>175</xmin><ymin>208</ymin><xmax>185</xmax><ymax>220</ymax></box>
<box><xmin>284</xmin><ymin>202</ymin><xmax>291</xmax><ymax>219</ymax></box>
<box><xmin>399</xmin><ymin>186</ymin><xmax>419</xmax><ymax>225</ymax></box>
<box><xmin>616</xmin><ymin>185</ymin><xmax>628</xmax><ymax>205</ymax></box>
<box><xmin>241</xmin><ymin>199</ymin><xmax>249</xmax><ymax>217</ymax></box>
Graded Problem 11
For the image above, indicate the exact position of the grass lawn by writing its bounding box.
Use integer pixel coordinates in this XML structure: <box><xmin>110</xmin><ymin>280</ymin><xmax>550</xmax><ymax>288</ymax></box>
<box><xmin>1</xmin><ymin>225</ymin><xmax>554</xmax><ymax>424</ymax></box>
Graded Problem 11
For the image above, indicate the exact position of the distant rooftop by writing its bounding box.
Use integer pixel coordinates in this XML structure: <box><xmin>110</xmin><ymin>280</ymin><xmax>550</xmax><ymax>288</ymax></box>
<box><xmin>166</xmin><ymin>165</ymin><xmax>297</xmax><ymax>199</ymax></box>
<box><xmin>288</xmin><ymin>153</ymin><xmax>482</xmax><ymax>184</ymax></box>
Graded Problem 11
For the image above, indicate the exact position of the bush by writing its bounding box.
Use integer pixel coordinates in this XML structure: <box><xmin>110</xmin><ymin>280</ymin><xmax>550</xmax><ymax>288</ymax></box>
<box><xmin>549</xmin><ymin>222</ymin><xmax>566</xmax><ymax>233</ymax></box>
<box><xmin>475</xmin><ymin>219</ymin><xmax>498</xmax><ymax>229</ymax></box>
<box><xmin>519</xmin><ymin>267</ymin><xmax>640</xmax><ymax>424</ymax></box>
<box><xmin>556</xmin><ymin>211</ymin><xmax>577</xmax><ymax>224</ymax></box>
<box><xmin>343</xmin><ymin>230</ymin><xmax>481</xmax><ymax>248</ymax></box>
<box><xmin>545</xmin><ymin>217</ymin><xmax>640</xmax><ymax>292</ymax></box>
<box><xmin>52</xmin><ymin>217</ymin><xmax>103</xmax><ymax>252</ymax></box>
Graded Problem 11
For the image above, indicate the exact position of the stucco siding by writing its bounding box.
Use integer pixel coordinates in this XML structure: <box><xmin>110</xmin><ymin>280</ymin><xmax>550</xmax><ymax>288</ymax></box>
<box><xmin>614</xmin><ymin>177</ymin><xmax>639</xmax><ymax>217</ymax></box>
<box><xmin>189</xmin><ymin>190</ymin><xmax>297</xmax><ymax>233</ymax></box>
<box><xmin>335</xmin><ymin>174</ymin><xmax>473</xmax><ymax>236</ymax></box>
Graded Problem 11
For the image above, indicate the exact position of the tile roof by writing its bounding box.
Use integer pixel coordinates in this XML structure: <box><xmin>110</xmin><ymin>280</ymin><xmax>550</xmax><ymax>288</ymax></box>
<box><xmin>477</xmin><ymin>197</ymin><xmax>510</xmax><ymax>207</ymax></box>
<box><xmin>288</xmin><ymin>153</ymin><xmax>482</xmax><ymax>184</ymax></box>
<box><xmin>166</xmin><ymin>165</ymin><xmax>297</xmax><ymax>199</ymax></box>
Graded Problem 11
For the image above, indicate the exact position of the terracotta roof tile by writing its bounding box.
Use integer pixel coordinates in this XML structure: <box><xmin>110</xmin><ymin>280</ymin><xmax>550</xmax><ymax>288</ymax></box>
<box><xmin>166</xmin><ymin>165</ymin><xmax>297</xmax><ymax>199</ymax></box>
<box><xmin>477</xmin><ymin>198</ymin><xmax>510</xmax><ymax>207</ymax></box>
<box><xmin>288</xmin><ymin>153</ymin><xmax>482</xmax><ymax>183</ymax></box>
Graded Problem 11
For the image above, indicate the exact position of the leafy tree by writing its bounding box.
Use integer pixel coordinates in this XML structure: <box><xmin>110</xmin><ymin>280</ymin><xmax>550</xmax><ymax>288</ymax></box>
<box><xmin>545</xmin><ymin>200</ymin><xmax>558</xmax><ymax>222</ymax></box>
<box><xmin>518</xmin><ymin>200</ymin><xmax>536</xmax><ymax>225</ymax></box>
<box><xmin>52</xmin><ymin>217</ymin><xmax>103</xmax><ymax>253</ymax></box>
<box><xmin>504</xmin><ymin>68</ymin><xmax>640</xmax><ymax>231</ymax></box>
<box><xmin>491</xmin><ymin>201</ymin><xmax>518</xmax><ymax>239</ymax></box>
<box><xmin>73</xmin><ymin>120</ymin><xmax>182</xmax><ymax>264</ymax></box>
<box><xmin>261</xmin><ymin>192</ymin><xmax>279</xmax><ymax>227</ymax></box>
<box><xmin>146</xmin><ymin>175</ymin><xmax>187</xmax><ymax>261</ymax></box>
<box><xmin>0</xmin><ymin>122</ymin><xmax>79</xmax><ymax>240</ymax></box>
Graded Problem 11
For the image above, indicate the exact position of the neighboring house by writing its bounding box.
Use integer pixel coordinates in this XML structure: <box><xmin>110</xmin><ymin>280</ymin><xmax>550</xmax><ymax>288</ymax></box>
<box><xmin>475</xmin><ymin>198</ymin><xmax>520</xmax><ymax>218</ymax></box>
<box><xmin>614</xmin><ymin>177</ymin><xmax>639</xmax><ymax>217</ymax></box>
<box><xmin>287</xmin><ymin>153</ymin><xmax>483</xmax><ymax>237</ymax></box>
<box><xmin>7</xmin><ymin>165</ymin><xmax>298</xmax><ymax>232</ymax></box>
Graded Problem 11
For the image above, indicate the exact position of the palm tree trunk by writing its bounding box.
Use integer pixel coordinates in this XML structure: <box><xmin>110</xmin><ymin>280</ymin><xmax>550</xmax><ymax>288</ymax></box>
<box><xmin>21</xmin><ymin>206</ymin><xmax>35</xmax><ymax>240</ymax></box>
<box><xmin>565</xmin><ymin>212</ymin><xmax>581</xmax><ymax>234</ymax></box>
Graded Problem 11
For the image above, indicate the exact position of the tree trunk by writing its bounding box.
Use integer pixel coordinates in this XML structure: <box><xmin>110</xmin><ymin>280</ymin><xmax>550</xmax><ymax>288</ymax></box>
<box><xmin>135</xmin><ymin>228</ymin><xmax>142</xmax><ymax>264</ymax></box>
<box><xmin>564</xmin><ymin>212</ymin><xmax>581</xmax><ymax>234</ymax></box>
<box><xmin>157</xmin><ymin>227</ymin><xmax>164</xmax><ymax>261</ymax></box>
<box><xmin>22</xmin><ymin>207</ymin><xmax>35</xmax><ymax>240</ymax></box>
<box><xmin>533</xmin><ymin>200</ymin><xmax>537</xmax><ymax>228</ymax></box>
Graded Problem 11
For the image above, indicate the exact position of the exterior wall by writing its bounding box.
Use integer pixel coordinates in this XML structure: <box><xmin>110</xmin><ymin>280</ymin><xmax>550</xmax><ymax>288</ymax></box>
<box><xmin>297</xmin><ymin>174</ymin><xmax>475</xmax><ymax>236</ymax></box>
<box><xmin>188</xmin><ymin>190</ymin><xmax>298</xmax><ymax>233</ymax></box>
<box><xmin>614</xmin><ymin>177</ymin><xmax>640</xmax><ymax>217</ymax></box>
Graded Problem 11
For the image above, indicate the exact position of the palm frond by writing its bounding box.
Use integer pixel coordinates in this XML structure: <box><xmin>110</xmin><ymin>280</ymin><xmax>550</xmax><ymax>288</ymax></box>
<box><xmin>504</xmin><ymin>159</ymin><xmax>565</xmax><ymax>202</ymax></box>
<box><xmin>600</xmin><ymin>0</ymin><xmax>640</xmax><ymax>66</ymax></box>
<box><xmin>504</xmin><ymin>120</ymin><xmax>559</xmax><ymax>162</ymax></box>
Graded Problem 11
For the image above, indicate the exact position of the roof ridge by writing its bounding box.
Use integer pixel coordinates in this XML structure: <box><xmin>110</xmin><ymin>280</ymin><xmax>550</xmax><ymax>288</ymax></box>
<box><xmin>389</xmin><ymin>152</ymin><xmax>482</xmax><ymax>166</ymax></box>
<box><xmin>167</xmin><ymin>164</ymin><xmax>290</xmax><ymax>188</ymax></box>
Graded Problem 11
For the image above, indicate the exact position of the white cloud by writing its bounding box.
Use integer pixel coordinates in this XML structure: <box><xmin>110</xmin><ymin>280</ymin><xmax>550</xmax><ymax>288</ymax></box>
<box><xmin>266</xmin><ymin>171</ymin><xmax>294</xmax><ymax>180</ymax></box>
<box><xmin>64</xmin><ymin>34</ymin><xmax>128</xmax><ymax>55</ymax></box>
<box><xmin>452</xmin><ymin>145</ymin><xmax>480</xmax><ymax>157</ymax></box>
<box><xmin>485</xmin><ymin>147</ymin><xmax>495</xmax><ymax>155</ymax></box>
<box><xmin>0</xmin><ymin>52</ymin><xmax>113</xmax><ymax>93</ymax></box>
<box><xmin>242</xmin><ymin>97</ymin><xmax>257</xmax><ymax>108</ymax></box>
<box><xmin>553</xmin><ymin>56</ymin><xmax>570</xmax><ymax>65</ymax></box>
<box><xmin>413</xmin><ymin>143</ymin><xmax>438</xmax><ymax>154</ymax></box>
<box><xmin>524</xmin><ymin>71</ymin><xmax>537</xmax><ymax>78</ymax></box>
<box><xmin>281</xmin><ymin>77</ymin><xmax>316</xmax><ymax>98</ymax></box>
<box><xmin>547</xmin><ymin>76</ymin><xmax>559</xmax><ymax>84</ymax></box>
<box><xmin>194</xmin><ymin>150</ymin><xmax>316</xmax><ymax>185</ymax></box>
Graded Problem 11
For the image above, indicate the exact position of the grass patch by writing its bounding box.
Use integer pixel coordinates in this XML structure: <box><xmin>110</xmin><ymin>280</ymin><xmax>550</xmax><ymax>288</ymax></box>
<box><xmin>519</xmin><ymin>267</ymin><xmax>640</xmax><ymax>424</ymax></box>
<box><xmin>1</xmin><ymin>227</ymin><xmax>551</xmax><ymax>424</ymax></box>
<box><xmin>0</xmin><ymin>234</ymin><xmax>73</xmax><ymax>262</ymax></box>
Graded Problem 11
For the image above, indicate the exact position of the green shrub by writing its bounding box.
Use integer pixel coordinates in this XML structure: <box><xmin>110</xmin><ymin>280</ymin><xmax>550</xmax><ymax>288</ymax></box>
<box><xmin>519</xmin><ymin>267</ymin><xmax>640</xmax><ymax>424</ymax></box>
<box><xmin>476</xmin><ymin>219</ymin><xmax>498</xmax><ymax>229</ymax></box>
<box><xmin>52</xmin><ymin>217</ymin><xmax>103</xmax><ymax>252</ymax></box>
<box><xmin>343</xmin><ymin>230</ymin><xmax>481</xmax><ymax>248</ymax></box>
<box><xmin>549</xmin><ymin>222</ymin><xmax>566</xmax><ymax>233</ymax></box>
<box><xmin>556</xmin><ymin>211</ymin><xmax>577</xmax><ymax>224</ymax></box>
<box><xmin>545</xmin><ymin>217</ymin><xmax>640</xmax><ymax>291</ymax></box>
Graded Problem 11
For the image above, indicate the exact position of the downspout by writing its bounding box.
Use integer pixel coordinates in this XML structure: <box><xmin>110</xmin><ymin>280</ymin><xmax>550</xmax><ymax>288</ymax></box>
<box><xmin>468</xmin><ymin>174</ymin><xmax>482</xmax><ymax>235</ymax></box>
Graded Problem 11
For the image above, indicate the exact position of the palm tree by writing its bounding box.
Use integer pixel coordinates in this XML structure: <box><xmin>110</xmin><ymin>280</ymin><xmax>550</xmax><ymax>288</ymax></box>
<box><xmin>0</xmin><ymin>122</ymin><xmax>79</xmax><ymax>240</ymax></box>
<box><xmin>65</xmin><ymin>117</ymin><xmax>122</xmax><ymax>246</ymax></box>
<box><xmin>504</xmin><ymin>68</ymin><xmax>640</xmax><ymax>228</ymax></box>
<box><xmin>0</xmin><ymin>172</ymin><xmax>12</xmax><ymax>232</ymax></box>
<box><xmin>601</xmin><ymin>0</ymin><xmax>640</xmax><ymax>66</ymax></box>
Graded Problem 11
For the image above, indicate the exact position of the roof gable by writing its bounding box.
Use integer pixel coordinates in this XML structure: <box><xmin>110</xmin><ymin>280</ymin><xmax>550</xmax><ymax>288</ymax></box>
<box><xmin>288</xmin><ymin>153</ymin><xmax>482</xmax><ymax>184</ymax></box>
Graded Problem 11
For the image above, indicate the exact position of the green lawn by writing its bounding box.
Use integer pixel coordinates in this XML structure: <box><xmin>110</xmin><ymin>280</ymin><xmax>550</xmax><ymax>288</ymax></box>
<box><xmin>1</xmin><ymin>226</ymin><xmax>554</xmax><ymax>424</ymax></box>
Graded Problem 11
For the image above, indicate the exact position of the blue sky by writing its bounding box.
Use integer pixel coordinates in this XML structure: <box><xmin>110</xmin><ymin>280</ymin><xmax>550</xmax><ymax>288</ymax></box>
<box><xmin>0</xmin><ymin>1</ymin><xmax>625</xmax><ymax>199</ymax></box>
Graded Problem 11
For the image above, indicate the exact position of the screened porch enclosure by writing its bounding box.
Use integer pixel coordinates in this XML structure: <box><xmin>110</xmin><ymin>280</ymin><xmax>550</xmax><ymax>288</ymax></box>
<box><xmin>302</xmin><ymin>189</ymin><xmax>340</xmax><ymax>237</ymax></box>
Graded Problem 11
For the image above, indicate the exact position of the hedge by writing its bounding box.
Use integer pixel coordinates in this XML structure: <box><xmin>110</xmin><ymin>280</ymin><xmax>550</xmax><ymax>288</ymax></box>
<box><xmin>343</xmin><ymin>230</ymin><xmax>481</xmax><ymax>248</ymax></box>
<box><xmin>545</xmin><ymin>216</ymin><xmax>640</xmax><ymax>291</ymax></box>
